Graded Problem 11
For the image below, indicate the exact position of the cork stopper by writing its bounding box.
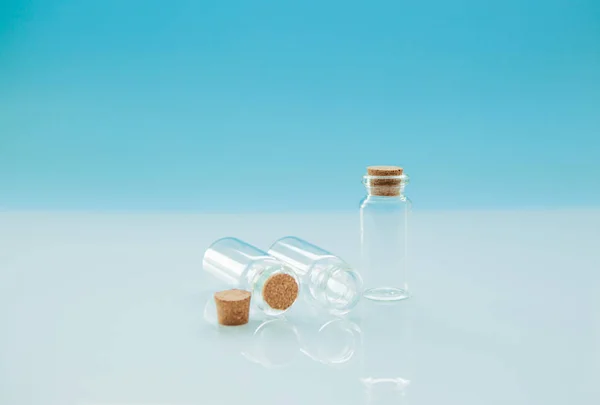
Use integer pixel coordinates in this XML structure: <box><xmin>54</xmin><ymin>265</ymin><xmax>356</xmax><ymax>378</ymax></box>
<box><xmin>262</xmin><ymin>273</ymin><xmax>299</xmax><ymax>311</ymax></box>
<box><xmin>367</xmin><ymin>166</ymin><xmax>403</xmax><ymax>176</ymax></box>
<box><xmin>214</xmin><ymin>289</ymin><xmax>251</xmax><ymax>326</ymax></box>
<box><xmin>366</xmin><ymin>165</ymin><xmax>404</xmax><ymax>197</ymax></box>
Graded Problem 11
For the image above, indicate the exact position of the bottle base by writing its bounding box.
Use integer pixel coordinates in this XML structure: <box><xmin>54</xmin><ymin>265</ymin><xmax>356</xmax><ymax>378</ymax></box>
<box><xmin>363</xmin><ymin>287</ymin><xmax>409</xmax><ymax>302</ymax></box>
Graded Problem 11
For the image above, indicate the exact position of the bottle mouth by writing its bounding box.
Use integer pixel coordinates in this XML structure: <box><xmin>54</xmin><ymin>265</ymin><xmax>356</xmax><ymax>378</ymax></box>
<box><xmin>322</xmin><ymin>266</ymin><xmax>363</xmax><ymax>315</ymax></box>
<box><xmin>362</xmin><ymin>173</ymin><xmax>409</xmax><ymax>197</ymax></box>
<box><xmin>362</xmin><ymin>173</ymin><xmax>409</xmax><ymax>185</ymax></box>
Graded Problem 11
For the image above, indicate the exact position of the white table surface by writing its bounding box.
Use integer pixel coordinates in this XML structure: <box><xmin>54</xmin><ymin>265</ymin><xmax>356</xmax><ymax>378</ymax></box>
<box><xmin>1</xmin><ymin>210</ymin><xmax>598</xmax><ymax>405</ymax></box>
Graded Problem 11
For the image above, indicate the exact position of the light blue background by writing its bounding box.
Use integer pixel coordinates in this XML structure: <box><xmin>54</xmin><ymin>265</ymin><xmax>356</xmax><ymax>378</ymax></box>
<box><xmin>1</xmin><ymin>0</ymin><xmax>599</xmax><ymax>211</ymax></box>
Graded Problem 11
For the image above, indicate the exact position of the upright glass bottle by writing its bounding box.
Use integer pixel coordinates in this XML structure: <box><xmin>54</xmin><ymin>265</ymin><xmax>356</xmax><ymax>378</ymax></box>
<box><xmin>203</xmin><ymin>237</ymin><xmax>300</xmax><ymax>316</ymax></box>
<box><xmin>360</xmin><ymin>166</ymin><xmax>411</xmax><ymax>301</ymax></box>
<box><xmin>268</xmin><ymin>236</ymin><xmax>363</xmax><ymax>315</ymax></box>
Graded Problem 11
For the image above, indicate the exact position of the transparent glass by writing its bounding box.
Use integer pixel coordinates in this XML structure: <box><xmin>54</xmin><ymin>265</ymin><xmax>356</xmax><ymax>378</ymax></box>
<box><xmin>203</xmin><ymin>296</ymin><xmax>361</xmax><ymax>368</ymax></box>
<box><xmin>360</xmin><ymin>173</ymin><xmax>411</xmax><ymax>301</ymax></box>
<box><xmin>359</xmin><ymin>300</ymin><xmax>414</xmax><ymax>404</ymax></box>
<box><xmin>268</xmin><ymin>236</ymin><xmax>363</xmax><ymax>315</ymax></box>
<box><xmin>241</xmin><ymin>318</ymin><xmax>301</xmax><ymax>369</ymax></box>
<box><xmin>300</xmin><ymin>317</ymin><xmax>362</xmax><ymax>366</ymax></box>
<box><xmin>203</xmin><ymin>237</ymin><xmax>299</xmax><ymax>316</ymax></box>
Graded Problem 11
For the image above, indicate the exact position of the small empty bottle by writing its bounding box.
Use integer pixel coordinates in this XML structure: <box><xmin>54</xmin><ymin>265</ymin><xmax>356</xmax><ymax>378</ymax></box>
<box><xmin>268</xmin><ymin>236</ymin><xmax>363</xmax><ymax>315</ymax></box>
<box><xmin>203</xmin><ymin>237</ymin><xmax>300</xmax><ymax>316</ymax></box>
<box><xmin>360</xmin><ymin>166</ymin><xmax>411</xmax><ymax>301</ymax></box>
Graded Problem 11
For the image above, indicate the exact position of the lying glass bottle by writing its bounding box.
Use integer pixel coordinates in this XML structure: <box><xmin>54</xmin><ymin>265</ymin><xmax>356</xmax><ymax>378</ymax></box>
<box><xmin>203</xmin><ymin>237</ymin><xmax>300</xmax><ymax>316</ymax></box>
<box><xmin>268</xmin><ymin>236</ymin><xmax>363</xmax><ymax>315</ymax></box>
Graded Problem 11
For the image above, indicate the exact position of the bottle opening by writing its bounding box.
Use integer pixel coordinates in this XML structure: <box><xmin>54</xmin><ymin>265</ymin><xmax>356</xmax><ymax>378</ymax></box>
<box><xmin>363</xmin><ymin>174</ymin><xmax>409</xmax><ymax>197</ymax></box>
<box><xmin>363</xmin><ymin>165</ymin><xmax>409</xmax><ymax>196</ymax></box>
<box><xmin>323</xmin><ymin>267</ymin><xmax>363</xmax><ymax>313</ymax></box>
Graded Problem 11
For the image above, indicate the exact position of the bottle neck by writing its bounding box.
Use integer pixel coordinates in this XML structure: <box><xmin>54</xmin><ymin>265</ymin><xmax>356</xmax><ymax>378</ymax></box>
<box><xmin>363</xmin><ymin>174</ymin><xmax>409</xmax><ymax>197</ymax></box>
<box><xmin>308</xmin><ymin>262</ymin><xmax>362</xmax><ymax>315</ymax></box>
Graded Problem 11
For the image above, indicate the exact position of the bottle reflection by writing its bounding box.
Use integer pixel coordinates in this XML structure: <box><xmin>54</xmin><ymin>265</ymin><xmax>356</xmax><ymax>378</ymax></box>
<box><xmin>241</xmin><ymin>318</ymin><xmax>301</xmax><ymax>368</ymax></box>
<box><xmin>361</xmin><ymin>377</ymin><xmax>410</xmax><ymax>405</ymax></box>
<box><xmin>203</xmin><ymin>298</ymin><xmax>362</xmax><ymax>369</ymax></box>
<box><xmin>299</xmin><ymin>318</ymin><xmax>362</xmax><ymax>366</ymax></box>
<box><xmin>359</xmin><ymin>301</ymin><xmax>414</xmax><ymax>404</ymax></box>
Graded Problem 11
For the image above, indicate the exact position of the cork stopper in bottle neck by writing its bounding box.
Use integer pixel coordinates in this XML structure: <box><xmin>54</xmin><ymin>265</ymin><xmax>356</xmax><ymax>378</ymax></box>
<box><xmin>364</xmin><ymin>165</ymin><xmax>407</xmax><ymax>197</ymax></box>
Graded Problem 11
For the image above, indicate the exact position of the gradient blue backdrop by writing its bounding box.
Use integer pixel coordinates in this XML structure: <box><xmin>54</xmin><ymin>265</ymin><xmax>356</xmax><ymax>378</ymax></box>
<box><xmin>1</xmin><ymin>0</ymin><xmax>599</xmax><ymax>211</ymax></box>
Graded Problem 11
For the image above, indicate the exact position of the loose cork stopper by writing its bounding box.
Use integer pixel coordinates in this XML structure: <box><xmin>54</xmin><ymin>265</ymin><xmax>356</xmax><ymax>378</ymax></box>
<box><xmin>214</xmin><ymin>289</ymin><xmax>251</xmax><ymax>326</ymax></box>
<box><xmin>262</xmin><ymin>273</ymin><xmax>299</xmax><ymax>311</ymax></box>
<box><xmin>366</xmin><ymin>165</ymin><xmax>404</xmax><ymax>197</ymax></box>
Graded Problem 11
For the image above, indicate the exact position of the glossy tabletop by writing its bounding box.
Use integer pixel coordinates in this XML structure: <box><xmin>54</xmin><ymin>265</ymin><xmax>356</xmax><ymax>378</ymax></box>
<box><xmin>0</xmin><ymin>210</ymin><xmax>598</xmax><ymax>405</ymax></box>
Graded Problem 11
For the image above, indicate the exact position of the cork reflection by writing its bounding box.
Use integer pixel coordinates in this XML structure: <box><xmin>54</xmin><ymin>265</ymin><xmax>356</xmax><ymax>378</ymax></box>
<box><xmin>203</xmin><ymin>298</ymin><xmax>362</xmax><ymax>369</ymax></box>
<box><xmin>203</xmin><ymin>297</ymin><xmax>301</xmax><ymax>368</ymax></box>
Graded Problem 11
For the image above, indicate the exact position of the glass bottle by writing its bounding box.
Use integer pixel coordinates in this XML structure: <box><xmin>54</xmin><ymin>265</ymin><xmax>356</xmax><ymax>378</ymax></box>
<box><xmin>203</xmin><ymin>237</ymin><xmax>300</xmax><ymax>316</ymax></box>
<box><xmin>360</xmin><ymin>166</ymin><xmax>411</xmax><ymax>301</ymax></box>
<box><xmin>268</xmin><ymin>236</ymin><xmax>363</xmax><ymax>315</ymax></box>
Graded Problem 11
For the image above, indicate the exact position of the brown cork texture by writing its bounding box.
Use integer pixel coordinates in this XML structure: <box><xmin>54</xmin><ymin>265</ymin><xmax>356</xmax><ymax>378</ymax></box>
<box><xmin>366</xmin><ymin>165</ymin><xmax>403</xmax><ymax>196</ymax></box>
<box><xmin>367</xmin><ymin>165</ymin><xmax>403</xmax><ymax>176</ymax></box>
<box><xmin>262</xmin><ymin>273</ymin><xmax>298</xmax><ymax>311</ymax></box>
<box><xmin>371</xmin><ymin>185</ymin><xmax>401</xmax><ymax>197</ymax></box>
<box><xmin>214</xmin><ymin>289</ymin><xmax>251</xmax><ymax>326</ymax></box>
